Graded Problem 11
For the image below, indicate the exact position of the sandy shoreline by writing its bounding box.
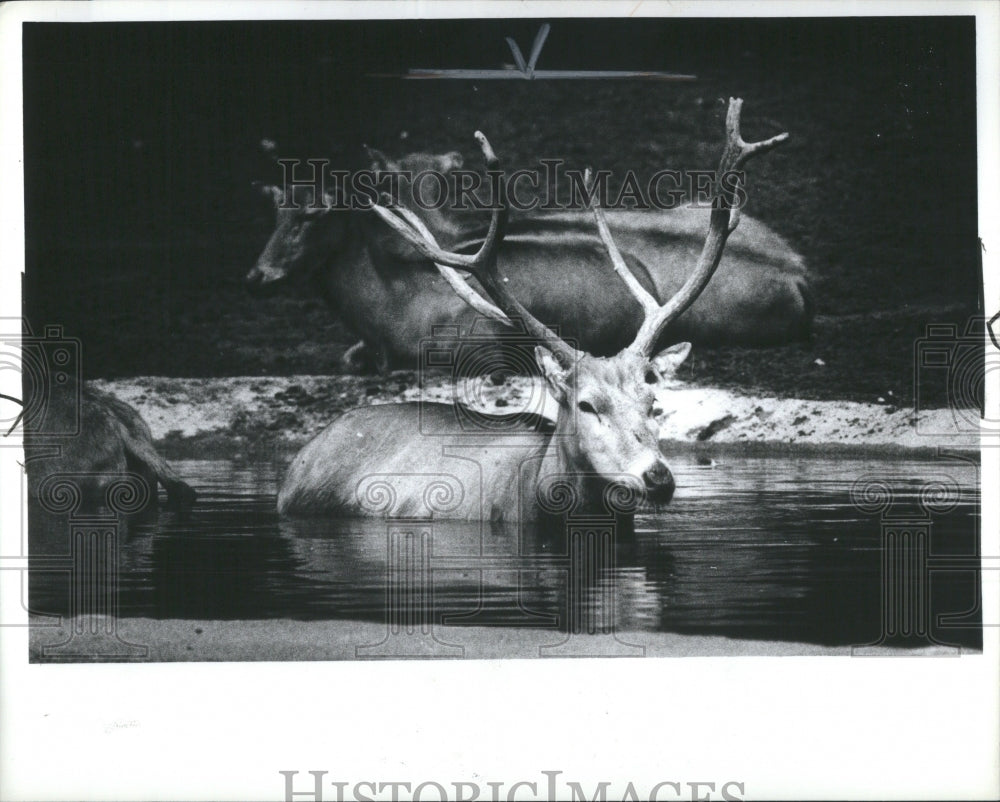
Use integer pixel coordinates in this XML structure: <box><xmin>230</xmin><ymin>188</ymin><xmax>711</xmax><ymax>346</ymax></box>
<box><xmin>28</xmin><ymin>615</ymin><xmax>971</xmax><ymax>662</ymax></box>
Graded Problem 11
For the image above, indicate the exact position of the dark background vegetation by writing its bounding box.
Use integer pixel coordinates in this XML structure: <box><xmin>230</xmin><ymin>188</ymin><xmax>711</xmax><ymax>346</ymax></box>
<box><xmin>22</xmin><ymin>17</ymin><xmax>980</xmax><ymax>405</ymax></box>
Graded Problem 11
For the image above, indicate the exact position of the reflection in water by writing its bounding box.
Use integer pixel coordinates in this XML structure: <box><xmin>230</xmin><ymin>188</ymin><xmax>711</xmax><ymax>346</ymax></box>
<box><xmin>29</xmin><ymin>454</ymin><xmax>982</xmax><ymax>650</ymax></box>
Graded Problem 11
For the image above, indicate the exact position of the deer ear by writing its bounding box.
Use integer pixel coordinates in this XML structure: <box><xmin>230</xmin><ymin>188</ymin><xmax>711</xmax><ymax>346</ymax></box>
<box><xmin>650</xmin><ymin>341</ymin><xmax>692</xmax><ymax>377</ymax></box>
<box><xmin>365</xmin><ymin>146</ymin><xmax>395</xmax><ymax>173</ymax></box>
<box><xmin>535</xmin><ymin>346</ymin><xmax>569</xmax><ymax>402</ymax></box>
<box><xmin>254</xmin><ymin>183</ymin><xmax>284</xmax><ymax>207</ymax></box>
<box><xmin>437</xmin><ymin>151</ymin><xmax>464</xmax><ymax>173</ymax></box>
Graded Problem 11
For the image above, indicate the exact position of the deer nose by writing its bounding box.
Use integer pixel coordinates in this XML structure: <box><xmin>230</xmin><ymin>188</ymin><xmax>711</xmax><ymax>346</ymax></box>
<box><xmin>642</xmin><ymin>461</ymin><xmax>675</xmax><ymax>502</ymax></box>
<box><xmin>244</xmin><ymin>265</ymin><xmax>284</xmax><ymax>297</ymax></box>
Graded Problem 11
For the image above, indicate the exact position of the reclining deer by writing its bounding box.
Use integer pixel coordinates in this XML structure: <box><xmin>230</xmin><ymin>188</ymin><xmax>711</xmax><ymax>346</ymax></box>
<box><xmin>277</xmin><ymin>99</ymin><xmax>787</xmax><ymax>529</ymax></box>
<box><xmin>246</xmin><ymin>118</ymin><xmax>808</xmax><ymax>372</ymax></box>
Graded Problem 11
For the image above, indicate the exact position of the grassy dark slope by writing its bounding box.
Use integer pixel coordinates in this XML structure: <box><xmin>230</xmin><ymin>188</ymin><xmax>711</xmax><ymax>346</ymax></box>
<box><xmin>23</xmin><ymin>18</ymin><xmax>980</xmax><ymax>405</ymax></box>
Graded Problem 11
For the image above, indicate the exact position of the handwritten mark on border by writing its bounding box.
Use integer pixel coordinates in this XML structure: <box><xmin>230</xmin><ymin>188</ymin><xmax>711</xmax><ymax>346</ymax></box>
<box><xmin>370</xmin><ymin>24</ymin><xmax>697</xmax><ymax>82</ymax></box>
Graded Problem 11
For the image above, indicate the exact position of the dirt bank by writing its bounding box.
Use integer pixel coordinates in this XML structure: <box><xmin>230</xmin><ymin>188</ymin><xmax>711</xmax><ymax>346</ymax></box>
<box><xmin>90</xmin><ymin>375</ymin><xmax>978</xmax><ymax>455</ymax></box>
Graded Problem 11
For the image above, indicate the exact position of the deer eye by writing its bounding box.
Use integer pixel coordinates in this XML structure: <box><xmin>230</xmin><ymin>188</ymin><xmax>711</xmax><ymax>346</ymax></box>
<box><xmin>578</xmin><ymin>400</ymin><xmax>599</xmax><ymax>417</ymax></box>
<box><xmin>644</xmin><ymin>368</ymin><xmax>660</xmax><ymax>385</ymax></box>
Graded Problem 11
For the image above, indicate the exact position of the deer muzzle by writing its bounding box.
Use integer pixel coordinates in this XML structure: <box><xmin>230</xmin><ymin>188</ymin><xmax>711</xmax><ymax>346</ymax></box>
<box><xmin>642</xmin><ymin>460</ymin><xmax>675</xmax><ymax>503</ymax></box>
<box><xmin>244</xmin><ymin>263</ymin><xmax>287</xmax><ymax>297</ymax></box>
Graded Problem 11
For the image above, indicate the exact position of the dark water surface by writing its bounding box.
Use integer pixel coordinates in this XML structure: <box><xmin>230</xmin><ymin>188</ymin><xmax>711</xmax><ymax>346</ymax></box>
<box><xmin>29</xmin><ymin>453</ymin><xmax>983</xmax><ymax>651</ymax></box>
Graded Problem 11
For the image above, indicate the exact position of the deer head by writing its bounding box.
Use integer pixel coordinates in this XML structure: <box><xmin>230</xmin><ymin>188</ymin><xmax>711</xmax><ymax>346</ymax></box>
<box><xmin>246</xmin><ymin>149</ymin><xmax>473</xmax><ymax>297</ymax></box>
<box><xmin>371</xmin><ymin>100</ymin><xmax>788</xmax><ymax>505</ymax></box>
<box><xmin>245</xmin><ymin>182</ymin><xmax>345</xmax><ymax>296</ymax></box>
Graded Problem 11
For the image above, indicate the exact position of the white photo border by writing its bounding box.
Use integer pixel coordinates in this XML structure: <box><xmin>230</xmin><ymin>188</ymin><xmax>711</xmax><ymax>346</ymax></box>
<box><xmin>0</xmin><ymin>2</ymin><xmax>997</xmax><ymax>800</ymax></box>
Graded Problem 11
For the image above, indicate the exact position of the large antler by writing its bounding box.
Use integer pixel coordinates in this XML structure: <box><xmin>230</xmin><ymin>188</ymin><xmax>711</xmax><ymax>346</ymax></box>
<box><xmin>591</xmin><ymin>97</ymin><xmax>789</xmax><ymax>358</ymax></box>
<box><xmin>371</xmin><ymin>132</ymin><xmax>582</xmax><ymax>368</ymax></box>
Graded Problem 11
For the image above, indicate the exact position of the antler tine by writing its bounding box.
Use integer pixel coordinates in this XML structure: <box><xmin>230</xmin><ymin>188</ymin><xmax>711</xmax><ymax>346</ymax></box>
<box><xmin>627</xmin><ymin>98</ymin><xmax>789</xmax><ymax>358</ymax></box>
<box><xmin>370</xmin><ymin>132</ymin><xmax>506</xmax><ymax>273</ymax></box>
<box><xmin>371</xmin><ymin>131</ymin><xmax>582</xmax><ymax>368</ymax></box>
<box><xmin>586</xmin><ymin>167</ymin><xmax>660</xmax><ymax>314</ymax></box>
<box><xmin>388</xmin><ymin>205</ymin><xmax>512</xmax><ymax>327</ymax></box>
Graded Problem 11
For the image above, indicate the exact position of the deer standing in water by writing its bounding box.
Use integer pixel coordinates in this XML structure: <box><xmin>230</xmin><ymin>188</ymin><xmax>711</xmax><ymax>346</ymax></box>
<box><xmin>24</xmin><ymin>386</ymin><xmax>197</xmax><ymax>509</ymax></box>
<box><xmin>277</xmin><ymin>99</ymin><xmax>787</xmax><ymax>528</ymax></box>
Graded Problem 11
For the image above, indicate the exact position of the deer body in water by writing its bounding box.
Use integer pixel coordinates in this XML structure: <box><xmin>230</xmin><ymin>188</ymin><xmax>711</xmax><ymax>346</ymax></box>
<box><xmin>277</xmin><ymin>99</ymin><xmax>788</xmax><ymax>526</ymax></box>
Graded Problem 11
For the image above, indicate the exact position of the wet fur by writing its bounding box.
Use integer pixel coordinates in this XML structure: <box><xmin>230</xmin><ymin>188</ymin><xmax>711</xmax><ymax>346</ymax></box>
<box><xmin>25</xmin><ymin>386</ymin><xmax>196</xmax><ymax>511</ymax></box>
